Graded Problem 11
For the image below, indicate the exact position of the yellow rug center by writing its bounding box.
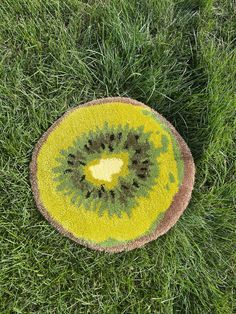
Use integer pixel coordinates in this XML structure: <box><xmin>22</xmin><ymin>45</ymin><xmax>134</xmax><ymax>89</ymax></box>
<box><xmin>89</xmin><ymin>158</ymin><xmax>124</xmax><ymax>182</ymax></box>
<box><xmin>84</xmin><ymin>152</ymin><xmax>129</xmax><ymax>189</ymax></box>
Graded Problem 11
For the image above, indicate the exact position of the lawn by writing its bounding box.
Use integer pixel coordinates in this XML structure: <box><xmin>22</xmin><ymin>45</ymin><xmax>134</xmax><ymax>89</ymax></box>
<box><xmin>0</xmin><ymin>0</ymin><xmax>235</xmax><ymax>313</ymax></box>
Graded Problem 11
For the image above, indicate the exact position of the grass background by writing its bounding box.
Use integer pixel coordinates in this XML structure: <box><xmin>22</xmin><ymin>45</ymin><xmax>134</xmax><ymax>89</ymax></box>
<box><xmin>0</xmin><ymin>0</ymin><xmax>235</xmax><ymax>313</ymax></box>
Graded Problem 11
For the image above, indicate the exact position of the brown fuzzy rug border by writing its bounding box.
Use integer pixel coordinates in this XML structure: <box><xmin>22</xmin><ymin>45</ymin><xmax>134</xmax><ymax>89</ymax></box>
<box><xmin>30</xmin><ymin>97</ymin><xmax>195</xmax><ymax>253</ymax></box>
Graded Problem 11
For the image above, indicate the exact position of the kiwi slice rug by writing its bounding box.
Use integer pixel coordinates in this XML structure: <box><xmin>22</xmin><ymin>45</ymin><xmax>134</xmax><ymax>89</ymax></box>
<box><xmin>30</xmin><ymin>97</ymin><xmax>195</xmax><ymax>252</ymax></box>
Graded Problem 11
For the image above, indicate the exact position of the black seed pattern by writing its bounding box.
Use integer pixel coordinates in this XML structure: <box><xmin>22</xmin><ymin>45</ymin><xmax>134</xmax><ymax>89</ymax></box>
<box><xmin>110</xmin><ymin>190</ymin><xmax>115</xmax><ymax>198</ymax></box>
<box><xmin>138</xmin><ymin>174</ymin><xmax>146</xmax><ymax>179</ymax></box>
<box><xmin>84</xmin><ymin>144</ymin><xmax>90</xmax><ymax>152</ymax></box>
<box><xmin>133</xmin><ymin>181</ymin><xmax>139</xmax><ymax>188</ymax></box>
<box><xmin>86</xmin><ymin>191</ymin><xmax>92</xmax><ymax>198</ymax></box>
<box><xmin>55</xmin><ymin>125</ymin><xmax>161</xmax><ymax>217</ymax></box>
<box><xmin>64</xmin><ymin>169</ymin><xmax>73</xmax><ymax>173</ymax></box>
<box><xmin>108</xmin><ymin>144</ymin><xmax>114</xmax><ymax>152</ymax></box>
<box><xmin>80</xmin><ymin>175</ymin><xmax>85</xmax><ymax>182</ymax></box>
<box><xmin>64</xmin><ymin>129</ymin><xmax>153</xmax><ymax>190</ymax></box>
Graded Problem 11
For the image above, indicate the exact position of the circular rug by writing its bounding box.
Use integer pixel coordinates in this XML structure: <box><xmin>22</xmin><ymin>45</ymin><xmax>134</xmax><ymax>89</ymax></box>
<box><xmin>30</xmin><ymin>97</ymin><xmax>195</xmax><ymax>252</ymax></box>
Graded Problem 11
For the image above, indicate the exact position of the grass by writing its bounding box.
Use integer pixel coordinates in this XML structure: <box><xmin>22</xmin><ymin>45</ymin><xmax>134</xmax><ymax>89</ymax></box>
<box><xmin>0</xmin><ymin>0</ymin><xmax>235</xmax><ymax>313</ymax></box>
